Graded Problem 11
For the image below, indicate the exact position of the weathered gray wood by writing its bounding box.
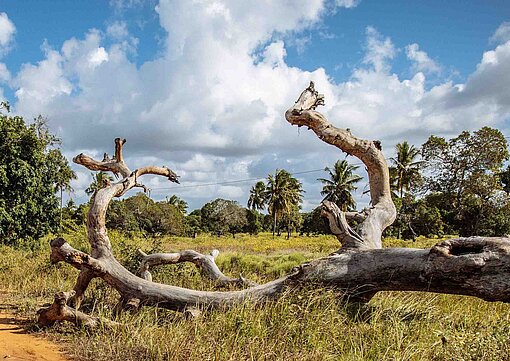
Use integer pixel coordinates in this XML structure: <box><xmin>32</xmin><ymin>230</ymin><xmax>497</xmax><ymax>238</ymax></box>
<box><xmin>44</xmin><ymin>235</ymin><xmax>510</xmax><ymax>313</ymax></box>
<box><xmin>37</xmin><ymin>291</ymin><xmax>120</xmax><ymax>328</ymax></box>
<box><xmin>137</xmin><ymin>249</ymin><xmax>257</xmax><ymax>286</ymax></box>
<box><xmin>37</xmin><ymin>84</ymin><xmax>510</xmax><ymax>329</ymax></box>
<box><xmin>285</xmin><ymin>81</ymin><xmax>396</xmax><ymax>250</ymax></box>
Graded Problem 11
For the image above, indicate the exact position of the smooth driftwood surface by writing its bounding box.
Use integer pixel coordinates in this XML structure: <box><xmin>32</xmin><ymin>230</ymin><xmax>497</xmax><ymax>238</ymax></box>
<box><xmin>137</xmin><ymin>248</ymin><xmax>257</xmax><ymax>287</ymax></box>
<box><xmin>38</xmin><ymin>84</ymin><xmax>510</xmax><ymax>329</ymax></box>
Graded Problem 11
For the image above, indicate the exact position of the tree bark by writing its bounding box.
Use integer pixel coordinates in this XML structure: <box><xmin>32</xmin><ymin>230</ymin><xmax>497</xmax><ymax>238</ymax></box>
<box><xmin>38</xmin><ymin>291</ymin><xmax>120</xmax><ymax>329</ymax></box>
<box><xmin>285</xmin><ymin>81</ymin><xmax>396</xmax><ymax>251</ymax></box>
<box><xmin>137</xmin><ymin>248</ymin><xmax>257</xmax><ymax>287</ymax></box>
<box><xmin>38</xmin><ymin>84</ymin><xmax>510</xmax><ymax>329</ymax></box>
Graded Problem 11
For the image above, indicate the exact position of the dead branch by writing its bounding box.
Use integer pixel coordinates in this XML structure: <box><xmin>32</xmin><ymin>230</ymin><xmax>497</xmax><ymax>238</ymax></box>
<box><xmin>137</xmin><ymin>249</ymin><xmax>257</xmax><ymax>287</ymax></box>
<box><xmin>285</xmin><ymin>81</ymin><xmax>396</xmax><ymax>250</ymax></box>
<box><xmin>37</xmin><ymin>291</ymin><xmax>120</xmax><ymax>329</ymax></box>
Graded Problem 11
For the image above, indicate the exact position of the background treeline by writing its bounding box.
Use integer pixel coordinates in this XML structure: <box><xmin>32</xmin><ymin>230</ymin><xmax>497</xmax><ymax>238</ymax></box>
<box><xmin>3</xmin><ymin>102</ymin><xmax>510</xmax><ymax>244</ymax></box>
<box><xmin>385</xmin><ymin>127</ymin><xmax>510</xmax><ymax>239</ymax></box>
<box><xmin>61</xmin><ymin>126</ymin><xmax>510</xmax><ymax>240</ymax></box>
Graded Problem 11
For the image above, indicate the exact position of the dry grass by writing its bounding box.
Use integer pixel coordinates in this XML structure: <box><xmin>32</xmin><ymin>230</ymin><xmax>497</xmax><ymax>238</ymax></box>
<box><xmin>1</xmin><ymin>230</ymin><xmax>510</xmax><ymax>360</ymax></box>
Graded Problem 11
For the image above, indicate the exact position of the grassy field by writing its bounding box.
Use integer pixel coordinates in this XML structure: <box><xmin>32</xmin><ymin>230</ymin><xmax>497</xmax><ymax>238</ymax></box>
<box><xmin>1</xmin><ymin>229</ymin><xmax>509</xmax><ymax>360</ymax></box>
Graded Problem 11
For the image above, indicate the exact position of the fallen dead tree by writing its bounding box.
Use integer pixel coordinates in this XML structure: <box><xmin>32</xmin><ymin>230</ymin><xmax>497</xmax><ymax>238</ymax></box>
<box><xmin>38</xmin><ymin>83</ymin><xmax>510</xmax><ymax>328</ymax></box>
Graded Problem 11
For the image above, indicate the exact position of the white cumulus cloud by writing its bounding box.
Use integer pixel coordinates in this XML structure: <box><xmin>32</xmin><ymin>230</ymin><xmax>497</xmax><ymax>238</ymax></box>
<box><xmin>406</xmin><ymin>43</ymin><xmax>441</xmax><ymax>74</ymax></box>
<box><xmin>0</xmin><ymin>62</ymin><xmax>10</xmax><ymax>83</ymax></box>
<box><xmin>0</xmin><ymin>12</ymin><xmax>16</xmax><ymax>56</ymax></box>
<box><xmin>363</xmin><ymin>26</ymin><xmax>396</xmax><ymax>72</ymax></box>
<box><xmin>9</xmin><ymin>2</ymin><xmax>510</xmax><ymax>211</ymax></box>
<box><xmin>490</xmin><ymin>21</ymin><xmax>510</xmax><ymax>44</ymax></box>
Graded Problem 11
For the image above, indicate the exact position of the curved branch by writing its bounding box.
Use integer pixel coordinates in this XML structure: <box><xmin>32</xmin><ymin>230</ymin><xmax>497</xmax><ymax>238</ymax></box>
<box><xmin>321</xmin><ymin>201</ymin><xmax>365</xmax><ymax>249</ymax></box>
<box><xmin>285</xmin><ymin>81</ymin><xmax>396</xmax><ymax>250</ymax></box>
<box><xmin>41</xmin><ymin>235</ymin><xmax>510</xmax><ymax>324</ymax></box>
<box><xmin>45</xmin><ymin>237</ymin><xmax>292</xmax><ymax>312</ymax></box>
<box><xmin>135</xmin><ymin>166</ymin><xmax>180</xmax><ymax>184</ymax></box>
<box><xmin>137</xmin><ymin>249</ymin><xmax>257</xmax><ymax>287</ymax></box>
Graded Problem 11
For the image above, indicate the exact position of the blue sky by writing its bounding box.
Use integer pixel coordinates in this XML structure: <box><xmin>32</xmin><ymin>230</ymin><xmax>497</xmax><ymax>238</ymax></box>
<box><xmin>3</xmin><ymin>1</ymin><xmax>508</xmax><ymax>83</ymax></box>
<box><xmin>0</xmin><ymin>0</ymin><xmax>509</xmax><ymax>211</ymax></box>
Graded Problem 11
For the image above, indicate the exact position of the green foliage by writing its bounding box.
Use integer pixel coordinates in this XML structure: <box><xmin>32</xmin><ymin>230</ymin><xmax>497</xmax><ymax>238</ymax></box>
<box><xmin>85</xmin><ymin>171</ymin><xmax>114</xmax><ymax>196</ymax></box>
<box><xmin>106</xmin><ymin>199</ymin><xmax>139</xmax><ymax>232</ymax></box>
<box><xmin>422</xmin><ymin>127</ymin><xmax>509</xmax><ymax>206</ymax></box>
<box><xmin>247</xmin><ymin>181</ymin><xmax>267</xmax><ymax>211</ymax></box>
<box><xmin>421</xmin><ymin>127</ymin><xmax>510</xmax><ymax>237</ymax></box>
<box><xmin>200</xmin><ymin>198</ymin><xmax>248</xmax><ymax>237</ymax></box>
<box><xmin>301</xmin><ymin>206</ymin><xmax>332</xmax><ymax>235</ymax></box>
<box><xmin>386</xmin><ymin>128</ymin><xmax>510</xmax><ymax>239</ymax></box>
<box><xmin>123</xmin><ymin>193</ymin><xmax>185</xmax><ymax>236</ymax></box>
<box><xmin>389</xmin><ymin>141</ymin><xmax>424</xmax><ymax>198</ymax></box>
<box><xmin>266</xmin><ymin>169</ymin><xmax>304</xmax><ymax>237</ymax></box>
<box><xmin>247</xmin><ymin>170</ymin><xmax>304</xmax><ymax>238</ymax></box>
<box><xmin>0</xmin><ymin>112</ymin><xmax>75</xmax><ymax>245</ymax></box>
<box><xmin>166</xmin><ymin>194</ymin><xmax>188</xmax><ymax>214</ymax></box>
<box><xmin>318</xmin><ymin>159</ymin><xmax>362</xmax><ymax>211</ymax></box>
<box><xmin>498</xmin><ymin>165</ymin><xmax>510</xmax><ymax>194</ymax></box>
<box><xmin>184</xmin><ymin>213</ymin><xmax>202</xmax><ymax>237</ymax></box>
<box><xmin>245</xmin><ymin>209</ymin><xmax>263</xmax><ymax>235</ymax></box>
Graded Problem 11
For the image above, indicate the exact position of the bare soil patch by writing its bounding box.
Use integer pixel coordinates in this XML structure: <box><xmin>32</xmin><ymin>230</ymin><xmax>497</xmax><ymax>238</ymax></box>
<box><xmin>0</xmin><ymin>291</ymin><xmax>70</xmax><ymax>361</ymax></box>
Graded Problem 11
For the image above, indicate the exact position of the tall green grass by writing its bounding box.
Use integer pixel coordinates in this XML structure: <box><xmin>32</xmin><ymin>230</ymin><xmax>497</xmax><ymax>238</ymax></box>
<box><xmin>1</xmin><ymin>231</ymin><xmax>509</xmax><ymax>360</ymax></box>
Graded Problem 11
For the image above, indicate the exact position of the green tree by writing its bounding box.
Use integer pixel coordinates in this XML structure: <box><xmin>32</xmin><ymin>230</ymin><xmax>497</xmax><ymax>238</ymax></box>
<box><xmin>247</xmin><ymin>181</ymin><xmax>267</xmax><ymax>211</ymax></box>
<box><xmin>281</xmin><ymin>204</ymin><xmax>302</xmax><ymax>239</ymax></box>
<box><xmin>106</xmin><ymin>199</ymin><xmax>139</xmax><ymax>233</ymax></box>
<box><xmin>301</xmin><ymin>207</ymin><xmax>331</xmax><ymax>236</ymax></box>
<box><xmin>184</xmin><ymin>213</ymin><xmax>202</xmax><ymax>238</ymax></box>
<box><xmin>422</xmin><ymin>127</ymin><xmax>509</xmax><ymax>236</ymax></box>
<box><xmin>85</xmin><ymin>171</ymin><xmax>114</xmax><ymax>196</ymax></box>
<box><xmin>166</xmin><ymin>195</ymin><xmax>188</xmax><ymax>214</ymax></box>
<box><xmin>200</xmin><ymin>198</ymin><xmax>247</xmax><ymax>238</ymax></box>
<box><xmin>244</xmin><ymin>209</ymin><xmax>263</xmax><ymax>235</ymax></box>
<box><xmin>157</xmin><ymin>201</ymin><xmax>186</xmax><ymax>236</ymax></box>
<box><xmin>389</xmin><ymin>141</ymin><xmax>424</xmax><ymax>198</ymax></box>
<box><xmin>0</xmin><ymin>111</ymin><xmax>75</xmax><ymax>245</ymax></box>
<box><xmin>121</xmin><ymin>193</ymin><xmax>184</xmax><ymax>236</ymax></box>
<box><xmin>266</xmin><ymin>169</ymin><xmax>304</xmax><ymax>237</ymax></box>
<box><xmin>422</xmin><ymin>127</ymin><xmax>508</xmax><ymax>207</ymax></box>
<box><xmin>498</xmin><ymin>165</ymin><xmax>510</xmax><ymax>194</ymax></box>
<box><xmin>318</xmin><ymin>160</ymin><xmax>362</xmax><ymax>211</ymax></box>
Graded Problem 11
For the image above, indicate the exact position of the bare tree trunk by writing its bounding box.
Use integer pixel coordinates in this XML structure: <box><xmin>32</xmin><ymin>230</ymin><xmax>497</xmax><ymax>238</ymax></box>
<box><xmin>285</xmin><ymin>82</ymin><xmax>396</xmax><ymax>251</ymax></box>
<box><xmin>38</xmin><ymin>85</ymin><xmax>510</xmax><ymax>329</ymax></box>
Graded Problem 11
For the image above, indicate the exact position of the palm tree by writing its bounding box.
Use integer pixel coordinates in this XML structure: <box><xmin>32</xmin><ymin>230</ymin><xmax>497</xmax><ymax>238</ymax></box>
<box><xmin>53</xmin><ymin>157</ymin><xmax>76</xmax><ymax>232</ymax></box>
<box><xmin>389</xmin><ymin>141</ymin><xmax>424</xmax><ymax>198</ymax></box>
<box><xmin>85</xmin><ymin>171</ymin><xmax>114</xmax><ymax>196</ymax></box>
<box><xmin>247</xmin><ymin>181</ymin><xmax>267</xmax><ymax>211</ymax></box>
<box><xmin>318</xmin><ymin>160</ymin><xmax>362</xmax><ymax>211</ymax></box>
<box><xmin>266</xmin><ymin>169</ymin><xmax>303</xmax><ymax>237</ymax></box>
<box><xmin>166</xmin><ymin>195</ymin><xmax>188</xmax><ymax>214</ymax></box>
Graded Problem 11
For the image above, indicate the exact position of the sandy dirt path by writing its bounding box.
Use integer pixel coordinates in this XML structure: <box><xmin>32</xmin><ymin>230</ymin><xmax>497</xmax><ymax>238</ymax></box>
<box><xmin>0</xmin><ymin>292</ymin><xmax>71</xmax><ymax>361</ymax></box>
